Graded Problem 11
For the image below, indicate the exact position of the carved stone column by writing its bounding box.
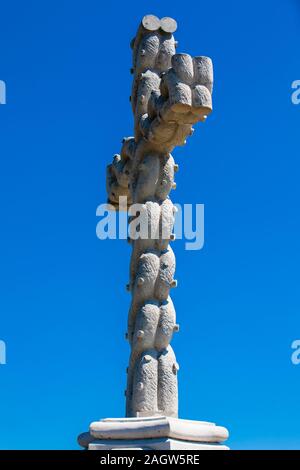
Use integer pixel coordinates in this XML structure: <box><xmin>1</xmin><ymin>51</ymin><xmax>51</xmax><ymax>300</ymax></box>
<box><xmin>78</xmin><ymin>14</ymin><xmax>229</xmax><ymax>450</ymax></box>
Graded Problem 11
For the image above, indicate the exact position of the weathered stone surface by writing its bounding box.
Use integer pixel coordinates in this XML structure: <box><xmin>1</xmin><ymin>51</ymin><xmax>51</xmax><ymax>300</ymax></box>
<box><xmin>105</xmin><ymin>15</ymin><xmax>214</xmax><ymax>418</ymax></box>
<box><xmin>78</xmin><ymin>14</ymin><xmax>229</xmax><ymax>450</ymax></box>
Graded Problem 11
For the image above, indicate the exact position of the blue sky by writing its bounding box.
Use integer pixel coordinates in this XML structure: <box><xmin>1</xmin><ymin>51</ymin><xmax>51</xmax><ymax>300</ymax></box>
<box><xmin>0</xmin><ymin>0</ymin><xmax>299</xmax><ymax>450</ymax></box>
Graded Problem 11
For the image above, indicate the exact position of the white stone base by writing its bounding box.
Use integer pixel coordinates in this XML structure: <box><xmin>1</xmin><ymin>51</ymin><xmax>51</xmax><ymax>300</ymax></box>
<box><xmin>78</xmin><ymin>416</ymin><xmax>229</xmax><ymax>450</ymax></box>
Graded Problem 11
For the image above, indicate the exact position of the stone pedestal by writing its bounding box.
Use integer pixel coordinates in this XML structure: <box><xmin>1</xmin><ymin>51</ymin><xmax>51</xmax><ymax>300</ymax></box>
<box><xmin>78</xmin><ymin>416</ymin><xmax>229</xmax><ymax>450</ymax></box>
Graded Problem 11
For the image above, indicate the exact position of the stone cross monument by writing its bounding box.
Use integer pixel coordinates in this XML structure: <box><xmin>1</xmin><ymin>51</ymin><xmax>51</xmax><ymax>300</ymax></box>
<box><xmin>79</xmin><ymin>14</ymin><xmax>229</xmax><ymax>450</ymax></box>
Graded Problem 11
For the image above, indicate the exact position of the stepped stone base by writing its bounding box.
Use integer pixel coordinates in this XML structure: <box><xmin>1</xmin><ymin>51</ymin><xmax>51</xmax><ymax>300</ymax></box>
<box><xmin>78</xmin><ymin>416</ymin><xmax>229</xmax><ymax>450</ymax></box>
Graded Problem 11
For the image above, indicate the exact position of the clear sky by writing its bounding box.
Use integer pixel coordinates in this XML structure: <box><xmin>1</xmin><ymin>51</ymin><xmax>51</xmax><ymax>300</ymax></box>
<box><xmin>0</xmin><ymin>0</ymin><xmax>299</xmax><ymax>450</ymax></box>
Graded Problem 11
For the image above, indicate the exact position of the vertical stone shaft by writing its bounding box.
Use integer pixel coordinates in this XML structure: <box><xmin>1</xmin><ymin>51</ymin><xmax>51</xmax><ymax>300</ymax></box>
<box><xmin>106</xmin><ymin>15</ymin><xmax>214</xmax><ymax>418</ymax></box>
